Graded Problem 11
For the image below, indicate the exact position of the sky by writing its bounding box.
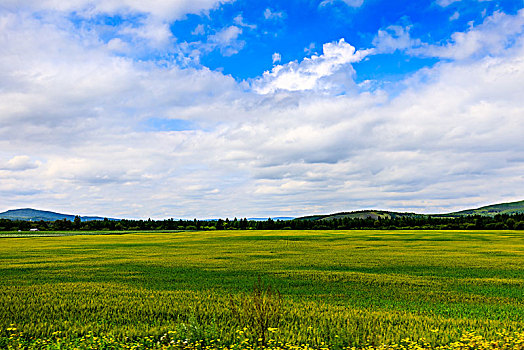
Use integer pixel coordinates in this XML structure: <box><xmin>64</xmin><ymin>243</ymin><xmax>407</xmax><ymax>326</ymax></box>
<box><xmin>0</xmin><ymin>0</ymin><xmax>523</xmax><ymax>219</ymax></box>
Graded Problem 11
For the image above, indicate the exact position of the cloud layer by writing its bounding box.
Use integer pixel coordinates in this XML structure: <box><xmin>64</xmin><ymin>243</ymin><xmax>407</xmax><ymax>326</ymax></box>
<box><xmin>1</xmin><ymin>4</ymin><xmax>523</xmax><ymax>218</ymax></box>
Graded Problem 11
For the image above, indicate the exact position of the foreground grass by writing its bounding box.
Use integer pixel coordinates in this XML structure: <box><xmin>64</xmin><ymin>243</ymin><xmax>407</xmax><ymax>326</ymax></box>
<box><xmin>1</xmin><ymin>230</ymin><xmax>523</xmax><ymax>348</ymax></box>
<box><xmin>3</xmin><ymin>329</ymin><xmax>524</xmax><ymax>350</ymax></box>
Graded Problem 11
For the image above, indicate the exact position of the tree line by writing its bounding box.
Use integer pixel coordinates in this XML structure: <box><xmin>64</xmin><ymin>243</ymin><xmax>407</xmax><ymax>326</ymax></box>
<box><xmin>1</xmin><ymin>213</ymin><xmax>523</xmax><ymax>231</ymax></box>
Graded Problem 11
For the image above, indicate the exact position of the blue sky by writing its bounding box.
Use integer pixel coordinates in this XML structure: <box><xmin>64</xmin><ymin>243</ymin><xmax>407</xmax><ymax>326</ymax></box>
<box><xmin>179</xmin><ymin>0</ymin><xmax>520</xmax><ymax>79</ymax></box>
<box><xmin>0</xmin><ymin>0</ymin><xmax>523</xmax><ymax>219</ymax></box>
<box><xmin>74</xmin><ymin>0</ymin><xmax>522</xmax><ymax>80</ymax></box>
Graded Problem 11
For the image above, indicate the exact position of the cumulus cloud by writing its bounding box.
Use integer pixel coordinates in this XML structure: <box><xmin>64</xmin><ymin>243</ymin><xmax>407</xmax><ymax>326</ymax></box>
<box><xmin>237</xmin><ymin>42</ymin><xmax>524</xmax><ymax>213</ymax></box>
<box><xmin>0</xmin><ymin>10</ymin><xmax>240</xmax><ymax>150</ymax></box>
<box><xmin>253</xmin><ymin>39</ymin><xmax>373</xmax><ymax>94</ymax></box>
<box><xmin>1</xmin><ymin>4</ymin><xmax>523</xmax><ymax>218</ymax></box>
<box><xmin>272</xmin><ymin>52</ymin><xmax>282</xmax><ymax>64</ymax></box>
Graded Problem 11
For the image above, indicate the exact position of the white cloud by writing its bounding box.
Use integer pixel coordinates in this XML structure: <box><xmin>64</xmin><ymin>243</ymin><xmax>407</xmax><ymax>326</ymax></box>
<box><xmin>415</xmin><ymin>9</ymin><xmax>524</xmax><ymax>60</ymax></box>
<box><xmin>180</xmin><ymin>16</ymin><xmax>253</xmax><ymax>61</ymax></box>
<box><xmin>118</xmin><ymin>18</ymin><xmax>173</xmax><ymax>47</ymax></box>
<box><xmin>372</xmin><ymin>25</ymin><xmax>421</xmax><ymax>53</ymax></box>
<box><xmin>3</xmin><ymin>0</ymin><xmax>232</xmax><ymax>22</ymax></box>
<box><xmin>254</xmin><ymin>39</ymin><xmax>373</xmax><ymax>94</ymax></box>
<box><xmin>264</xmin><ymin>8</ymin><xmax>284</xmax><ymax>20</ymax></box>
<box><xmin>192</xmin><ymin>24</ymin><xmax>206</xmax><ymax>36</ymax></box>
<box><xmin>370</xmin><ymin>10</ymin><xmax>524</xmax><ymax>61</ymax></box>
<box><xmin>449</xmin><ymin>11</ymin><xmax>460</xmax><ymax>21</ymax></box>
<box><xmin>233</xmin><ymin>14</ymin><xmax>257</xmax><ymax>29</ymax></box>
<box><xmin>106</xmin><ymin>38</ymin><xmax>129</xmax><ymax>53</ymax></box>
<box><xmin>304</xmin><ymin>42</ymin><xmax>317</xmax><ymax>55</ymax></box>
<box><xmin>207</xmin><ymin>25</ymin><xmax>245</xmax><ymax>56</ymax></box>
<box><xmin>237</xmin><ymin>43</ymin><xmax>524</xmax><ymax>213</ymax></box>
<box><xmin>209</xmin><ymin>25</ymin><xmax>242</xmax><ymax>44</ymax></box>
<box><xmin>3</xmin><ymin>0</ymin><xmax>233</xmax><ymax>52</ymax></box>
<box><xmin>320</xmin><ymin>0</ymin><xmax>365</xmax><ymax>8</ymax></box>
<box><xmin>341</xmin><ymin>0</ymin><xmax>365</xmax><ymax>7</ymax></box>
<box><xmin>272</xmin><ymin>52</ymin><xmax>282</xmax><ymax>64</ymax></box>
<box><xmin>1</xmin><ymin>156</ymin><xmax>40</xmax><ymax>171</ymax></box>
<box><xmin>436</xmin><ymin>0</ymin><xmax>461</xmax><ymax>7</ymax></box>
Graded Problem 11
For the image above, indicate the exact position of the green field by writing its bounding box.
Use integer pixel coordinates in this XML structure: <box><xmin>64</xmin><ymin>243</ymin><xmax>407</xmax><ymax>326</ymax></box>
<box><xmin>1</xmin><ymin>230</ymin><xmax>524</xmax><ymax>349</ymax></box>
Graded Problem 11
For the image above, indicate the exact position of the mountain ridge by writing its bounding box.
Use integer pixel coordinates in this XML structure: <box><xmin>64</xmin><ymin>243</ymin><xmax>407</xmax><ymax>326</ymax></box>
<box><xmin>1</xmin><ymin>199</ymin><xmax>523</xmax><ymax>222</ymax></box>
<box><xmin>0</xmin><ymin>208</ymin><xmax>116</xmax><ymax>222</ymax></box>
<box><xmin>296</xmin><ymin>200</ymin><xmax>524</xmax><ymax>221</ymax></box>
<box><xmin>438</xmin><ymin>200</ymin><xmax>524</xmax><ymax>217</ymax></box>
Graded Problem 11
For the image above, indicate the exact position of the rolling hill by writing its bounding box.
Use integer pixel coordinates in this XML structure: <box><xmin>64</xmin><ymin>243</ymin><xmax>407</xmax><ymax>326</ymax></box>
<box><xmin>1</xmin><ymin>199</ymin><xmax>523</xmax><ymax>223</ymax></box>
<box><xmin>0</xmin><ymin>208</ymin><xmax>115</xmax><ymax>222</ymax></box>
<box><xmin>298</xmin><ymin>210</ymin><xmax>419</xmax><ymax>221</ymax></box>
<box><xmin>441</xmin><ymin>199</ymin><xmax>524</xmax><ymax>217</ymax></box>
<box><xmin>297</xmin><ymin>200</ymin><xmax>524</xmax><ymax>221</ymax></box>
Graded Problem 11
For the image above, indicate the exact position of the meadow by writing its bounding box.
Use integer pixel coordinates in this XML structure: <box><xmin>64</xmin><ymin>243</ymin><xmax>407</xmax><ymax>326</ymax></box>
<box><xmin>1</xmin><ymin>230</ymin><xmax>523</xmax><ymax>349</ymax></box>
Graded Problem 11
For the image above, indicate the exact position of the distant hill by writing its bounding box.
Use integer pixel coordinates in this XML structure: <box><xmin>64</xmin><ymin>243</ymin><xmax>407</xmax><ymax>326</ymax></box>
<box><xmin>2</xmin><ymin>200</ymin><xmax>522</xmax><ymax>223</ymax></box>
<box><xmin>440</xmin><ymin>200</ymin><xmax>524</xmax><ymax>217</ymax></box>
<box><xmin>297</xmin><ymin>200</ymin><xmax>524</xmax><ymax>221</ymax></box>
<box><xmin>298</xmin><ymin>210</ymin><xmax>418</xmax><ymax>221</ymax></box>
<box><xmin>0</xmin><ymin>208</ymin><xmax>116</xmax><ymax>222</ymax></box>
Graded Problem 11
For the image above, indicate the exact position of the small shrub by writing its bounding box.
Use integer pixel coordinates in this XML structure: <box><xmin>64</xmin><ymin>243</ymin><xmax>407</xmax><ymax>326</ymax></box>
<box><xmin>229</xmin><ymin>278</ymin><xmax>283</xmax><ymax>345</ymax></box>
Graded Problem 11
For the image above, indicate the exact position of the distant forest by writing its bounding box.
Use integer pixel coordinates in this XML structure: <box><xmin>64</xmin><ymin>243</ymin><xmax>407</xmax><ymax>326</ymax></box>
<box><xmin>1</xmin><ymin>213</ymin><xmax>524</xmax><ymax>231</ymax></box>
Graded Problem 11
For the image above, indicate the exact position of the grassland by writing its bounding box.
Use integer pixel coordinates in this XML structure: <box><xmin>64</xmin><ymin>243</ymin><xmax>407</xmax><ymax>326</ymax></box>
<box><xmin>1</xmin><ymin>230</ymin><xmax>523</xmax><ymax>349</ymax></box>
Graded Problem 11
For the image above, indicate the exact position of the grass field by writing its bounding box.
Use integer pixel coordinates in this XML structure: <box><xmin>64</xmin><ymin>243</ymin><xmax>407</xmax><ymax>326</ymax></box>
<box><xmin>1</xmin><ymin>230</ymin><xmax>524</xmax><ymax>349</ymax></box>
